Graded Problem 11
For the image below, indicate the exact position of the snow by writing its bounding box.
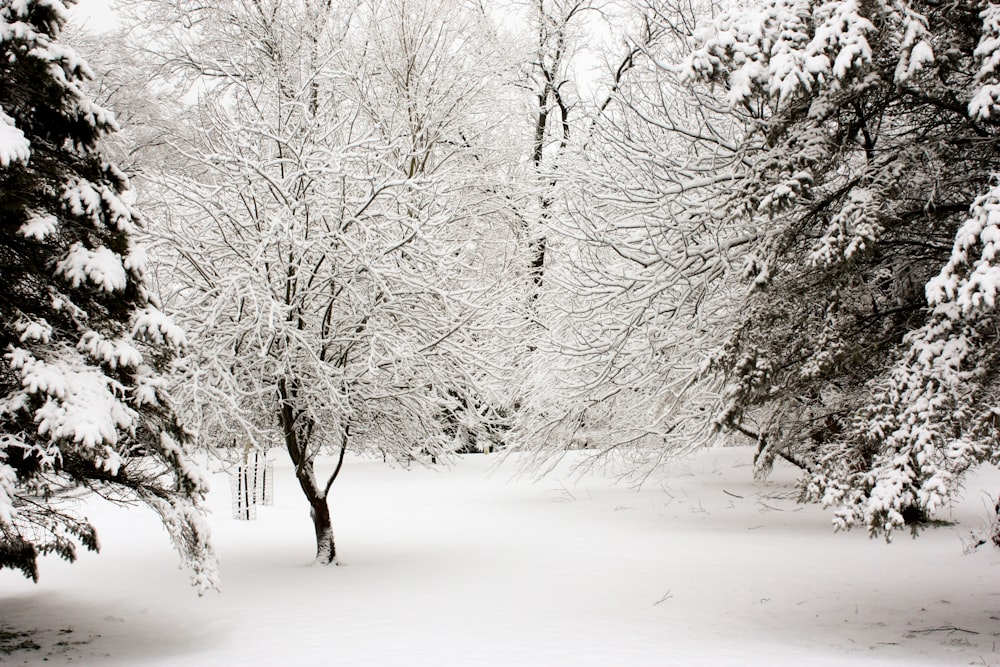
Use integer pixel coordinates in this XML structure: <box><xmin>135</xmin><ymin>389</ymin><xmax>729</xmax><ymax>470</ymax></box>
<box><xmin>809</xmin><ymin>187</ymin><xmax>882</xmax><ymax>265</ymax></box>
<box><xmin>0</xmin><ymin>460</ymin><xmax>16</xmax><ymax>524</ymax></box>
<box><xmin>18</xmin><ymin>214</ymin><xmax>57</xmax><ymax>241</ymax></box>
<box><xmin>30</xmin><ymin>364</ymin><xmax>135</xmax><ymax>454</ymax></box>
<box><xmin>927</xmin><ymin>180</ymin><xmax>1000</xmax><ymax>315</ymax></box>
<box><xmin>7</xmin><ymin>0</ymin><xmax>70</xmax><ymax>26</ymax></box>
<box><xmin>972</xmin><ymin>4</ymin><xmax>1000</xmax><ymax>119</ymax></box>
<box><xmin>16</xmin><ymin>318</ymin><xmax>52</xmax><ymax>344</ymax></box>
<box><xmin>2</xmin><ymin>447</ymin><xmax>999</xmax><ymax>666</ymax></box>
<box><xmin>0</xmin><ymin>108</ymin><xmax>30</xmax><ymax>166</ymax></box>
<box><xmin>61</xmin><ymin>180</ymin><xmax>103</xmax><ymax>224</ymax></box>
<box><xmin>77</xmin><ymin>330</ymin><xmax>143</xmax><ymax>370</ymax></box>
<box><xmin>56</xmin><ymin>243</ymin><xmax>128</xmax><ymax>292</ymax></box>
<box><xmin>682</xmin><ymin>0</ymin><xmax>875</xmax><ymax>107</ymax></box>
<box><xmin>5</xmin><ymin>346</ymin><xmax>138</xmax><ymax>455</ymax></box>
<box><xmin>133</xmin><ymin>307</ymin><xmax>187</xmax><ymax>350</ymax></box>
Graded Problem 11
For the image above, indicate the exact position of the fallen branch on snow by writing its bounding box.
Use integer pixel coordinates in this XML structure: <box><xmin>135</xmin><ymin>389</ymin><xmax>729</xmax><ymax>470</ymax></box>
<box><xmin>911</xmin><ymin>626</ymin><xmax>979</xmax><ymax>636</ymax></box>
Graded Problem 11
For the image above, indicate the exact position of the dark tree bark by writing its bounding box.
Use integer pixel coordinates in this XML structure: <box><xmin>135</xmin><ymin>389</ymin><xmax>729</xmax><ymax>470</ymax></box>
<box><xmin>303</xmin><ymin>473</ymin><xmax>336</xmax><ymax>564</ymax></box>
<box><xmin>278</xmin><ymin>376</ymin><xmax>342</xmax><ymax>564</ymax></box>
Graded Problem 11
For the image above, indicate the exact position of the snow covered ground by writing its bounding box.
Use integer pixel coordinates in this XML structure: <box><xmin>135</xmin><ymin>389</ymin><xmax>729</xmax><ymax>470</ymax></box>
<box><xmin>2</xmin><ymin>447</ymin><xmax>999</xmax><ymax>666</ymax></box>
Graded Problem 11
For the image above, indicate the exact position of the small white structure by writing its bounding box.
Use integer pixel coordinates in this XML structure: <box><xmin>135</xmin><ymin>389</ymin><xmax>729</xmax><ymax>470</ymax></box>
<box><xmin>229</xmin><ymin>450</ymin><xmax>274</xmax><ymax>520</ymax></box>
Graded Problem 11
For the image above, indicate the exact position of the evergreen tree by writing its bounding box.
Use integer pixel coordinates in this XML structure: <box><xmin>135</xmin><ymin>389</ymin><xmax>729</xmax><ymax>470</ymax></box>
<box><xmin>0</xmin><ymin>0</ymin><xmax>216</xmax><ymax>588</ymax></box>
<box><xmin>683</xmin><ymin>0</ymin><xmax>1000</xmax><ymax>538</ymax></box>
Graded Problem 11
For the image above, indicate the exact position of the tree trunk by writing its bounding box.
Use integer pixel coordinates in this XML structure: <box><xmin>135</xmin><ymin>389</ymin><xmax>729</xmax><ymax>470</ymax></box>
<box><xmin>278</xmin><ymin>376</ymin><xmax>338</xmax><ymax>565</ymax></box>
<box><xmin>289</xmin><ymin>445</ymin><xmax>338</xmax><ymax>564</ymax></box>
<box><xmin>305</xmin><ymin>479</ymin><xmax>337</xmax><ymax>565</ymax></box>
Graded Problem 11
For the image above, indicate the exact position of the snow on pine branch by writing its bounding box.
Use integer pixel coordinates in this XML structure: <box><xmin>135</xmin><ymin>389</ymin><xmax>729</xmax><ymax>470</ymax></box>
<box><xmin>927</xmin><ymin>178</ymin><xmax>1000</xmax><ymax>315</ymax></box>
<box><xmin>808</xmin><ymin>186</ymin><xmax>883</xmax><ymax>265</ymax></box>
<box><xmin>0</xmin><ymin>109</ymin><xmax>29</xmax><ymax>166</ymax></box>
<box><xmin>970</xmin><ymin>3</ymin><xmax>1000</xmax><ymax>120</ymax></box>
<box><xmin>0</xmin><ymin>456</ymin><xmax>16</xmax><ymax>525</ymax></box>
<box><xmin>4</xmin><ymin>346</ymin><xmax>137</xmax><ymax>467</ymax></box>
<box><xmin>16</xmin><ymin>317</ymin><xmax>52</xmax><ymax>344</ymax></box>
<box><xmin>56</xmin><ymin>243</ymin><xmax>128</xmax><ymax>292</ymax></box>
<box><xmin>132</xmin><ymin>306</ymin><xmax>187</xmax><ymax>351</ymax></box>
<box><xmin>0</xmin><ymin>2</ymin><xmax>118</xmax><ymax>140</ymax></box>
<box><xmin>681</xmin><ymin>0</ymin><xmax>876</xmax><ymax>106</ymax></box>
<box><xmin>77</xmin><ymin>330</ymin><xmax>144</xmax><ymax>370</ymax></box>
<box><xmin>62</xmin><ymin>178</ymin><xmax>137</xmax><ymax>233</ymax></box>
<box><xmin>681</xmin><ymin>0</ymin><xmax>944</xmax><ymax>106</ymax></box>
<box><xmin>5</xmin><ymin>0</ymin><xmax>71</xmax><ymax>33</ymax></box>
<box><xmin>18</xmin><ymin>213</ymin><xmax>57</xmax><ymax>240</ymax></box>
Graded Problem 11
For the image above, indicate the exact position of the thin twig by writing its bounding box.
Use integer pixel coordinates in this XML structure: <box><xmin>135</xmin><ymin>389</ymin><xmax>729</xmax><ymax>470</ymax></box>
<box><xmin>653</xmin><ymin>590</ymin><xmax>673</xmax><ymax>606</ymax></box>
<box><xmin>758</xmin><ymin>501</ymin><xmax>802</xmax><ymax>512</ymax></box>
<box><xmin>911</xmin><ymin>626</ymin><xmax>979</xmax><ymax>635</ymax></box>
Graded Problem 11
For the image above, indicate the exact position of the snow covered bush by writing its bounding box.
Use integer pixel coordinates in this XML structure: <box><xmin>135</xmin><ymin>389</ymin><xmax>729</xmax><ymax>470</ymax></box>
<box><xmin>0</xmin><ymin>0</ymin><xmax>216</xmax><ymax>589</ymax></box>
<box><xmin>683</xmin><ymin>0</ymin><xmax>1000</xmax><ymax>539</ymax></box>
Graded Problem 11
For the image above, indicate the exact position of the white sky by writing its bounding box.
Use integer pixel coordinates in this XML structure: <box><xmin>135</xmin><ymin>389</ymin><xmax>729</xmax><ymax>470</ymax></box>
<box><xmin>68</xmin><ymin>0</ymin><xmax>119</xmax><ymax>33</ymax></box>
<box><xmin>64</xmin><ymin>0</ymin><xmax>628</xmax><ymax>100</ymax></box>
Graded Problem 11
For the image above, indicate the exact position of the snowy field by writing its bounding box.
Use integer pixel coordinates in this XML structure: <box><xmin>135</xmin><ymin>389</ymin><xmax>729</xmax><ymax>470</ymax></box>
<box><xmin>2</xmin><ymin>447</ymin><xmax>999</xmax><ymax>666</ymax></box>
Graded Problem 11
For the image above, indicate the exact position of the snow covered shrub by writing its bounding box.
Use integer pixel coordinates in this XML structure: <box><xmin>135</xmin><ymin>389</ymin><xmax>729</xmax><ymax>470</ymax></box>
<box><xmin>683</xmin><ymin>0</ymin><xmax>1000</xmax><ymax>540</ymax></box>
<box><xmin>0</xmin><ymin>0</ymin><xmax>216</xmax><ymax>588</ymax></box>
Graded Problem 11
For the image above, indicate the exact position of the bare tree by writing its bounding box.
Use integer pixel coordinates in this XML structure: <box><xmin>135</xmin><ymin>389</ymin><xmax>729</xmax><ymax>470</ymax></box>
<box><xmin>134</xmin><ymin>0</ymin><xmax>518</xmax><ymax>563</ymax></box>
<box><xmin>524</xmin><ymin>0</ymin><xmax>586</xmax><ymax>297</ymax></box>
<box><xmin>512</xmin><ymin>0</ymin><xmax>749</xmax><ymax>475</ymax></box>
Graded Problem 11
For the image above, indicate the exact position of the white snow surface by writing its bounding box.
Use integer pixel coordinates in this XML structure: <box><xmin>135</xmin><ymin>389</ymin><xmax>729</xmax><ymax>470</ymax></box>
<box><xmin>2</xmin><ymin>447</ymin><xmax>999</xmax><ymax>666</ymax></box>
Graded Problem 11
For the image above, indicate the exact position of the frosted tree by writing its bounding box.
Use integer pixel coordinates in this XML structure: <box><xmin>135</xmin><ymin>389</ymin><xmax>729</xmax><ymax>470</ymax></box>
<box><xmin>512</xmin><ymin>0</ymin><xmax>745</xmax><ymax>473</ymax></box>
<box><xmin>137</xmin><ymin>0</ymin><xmax>518</xmax><ymax>563</ymax></box>
<box><xmin>523</xmin><ymin>0</ymin><xmax>588</xmax><ymax>299</ymax></box>
<box><xmin>0</xmin><ymin>0</ymin><xmax>216</xmax><ymax>588</ymax></box>
<box><xmin>508</xmin><ymin>0</ymin><xmax>624</xmax><ymax>454</ymax></box>
<box><xmin>350</xmin><ymin>0</ymin><xmax>527</xmax><ymax>452</ymax></box>
<box><xmin>682</xmin><ymin>0</ymin><xmax>1000</xmax><ymax>536</ymax></box>
<box><xmin>816</xmin><ymin>177</ymin><xmax>1000</xmax><ymax>543</ymax></box>
<box><xmin>62</xmin><ymin>23</ymin><xmax>183</xmax><ymax>179</ymax></box>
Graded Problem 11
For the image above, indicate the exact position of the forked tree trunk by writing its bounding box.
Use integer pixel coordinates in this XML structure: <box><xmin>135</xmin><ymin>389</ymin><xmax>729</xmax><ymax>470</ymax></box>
<box><xmin>278</xmin><ymin>377</ymin><xmax>339</xmax><ymax>565</ymax></box>
<box><xmin>288</xmin><ymin>442</ymin><xmax>337</xmax><ymax>564</ymax></box>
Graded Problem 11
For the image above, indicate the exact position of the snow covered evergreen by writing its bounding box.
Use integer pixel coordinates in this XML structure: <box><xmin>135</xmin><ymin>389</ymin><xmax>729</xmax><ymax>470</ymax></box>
<box><xmin>0</xmin><ymin>0</ymin><xmax>216</xmax><ymax>589</ymax></box>
<box><xmin>683</xmin><ymin>0</ymin><xmax>1000</xmax><ymax>540</ymax></box>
